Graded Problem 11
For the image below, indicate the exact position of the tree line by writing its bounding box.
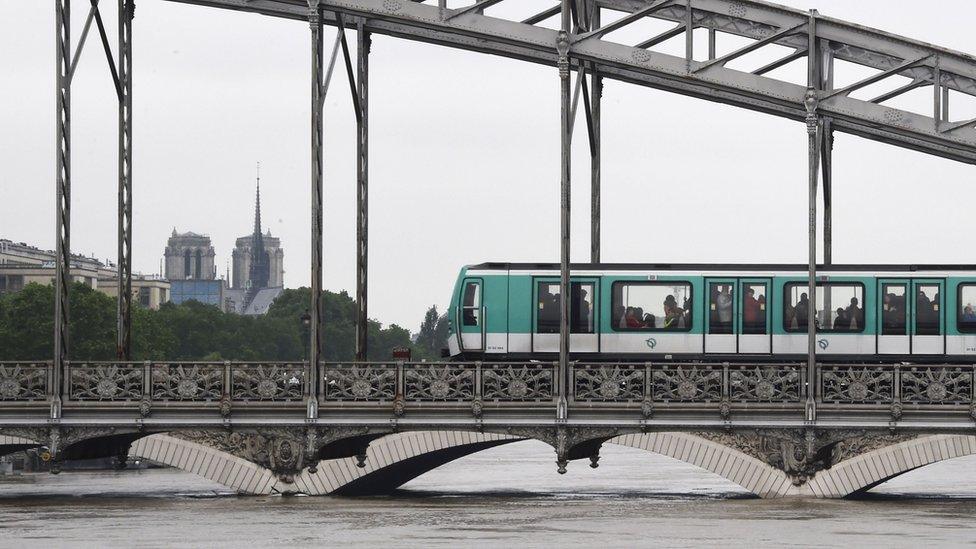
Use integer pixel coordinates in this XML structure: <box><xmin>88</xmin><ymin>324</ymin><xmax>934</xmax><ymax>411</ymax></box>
<box><xmin>0</xmin><ymin>282</ymin><xmax>449</xmax><ymax>362</ymax></box>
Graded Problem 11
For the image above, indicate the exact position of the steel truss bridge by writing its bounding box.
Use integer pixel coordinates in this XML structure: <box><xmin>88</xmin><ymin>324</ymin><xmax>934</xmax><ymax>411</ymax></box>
<box><xmin>14</xmin><ymin>0</ymin><xmax>976</xmax><ymax>497</ymax></box>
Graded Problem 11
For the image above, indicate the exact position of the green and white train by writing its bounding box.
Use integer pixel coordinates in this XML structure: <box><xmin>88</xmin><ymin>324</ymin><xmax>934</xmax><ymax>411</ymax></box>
<box><xmin>445</xmin><ymin>263</ymin><xmax>976</xmax><ymax>362</ymax></box>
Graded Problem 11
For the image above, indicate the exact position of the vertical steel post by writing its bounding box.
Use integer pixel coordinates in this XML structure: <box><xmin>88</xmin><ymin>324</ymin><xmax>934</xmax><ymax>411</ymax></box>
<box><xmin>116</xmin><ymin>0</ymin><xmax>134</xmax><ymax>360</ymax></box>
<box><xmin>708</xmin><ymin>27</ymin><xmax>716</xmax><ymax>60</ymax></box>
<box><xmin>556</xmin><ymin>0</ymin><xmax>571</xmax><ymax>419</ymax></box>
<box><xmin>308</xmin><ymin>0</ymin><xmax>324</xmax><ymax>418</ymax></box>
<box><xmin>804</xmin><ymin>10</ymin><xmax>820</xmax><ymax>422</ymax></box>
<box><xmin>53</xmin><ymin>0</ymin><xmax>71</xmax><ymax>418</ymax></box>
<box><xmin>589</xmin><ymin>5</ymin><xmax>601</xmax><ymax>265</ymax></box>
<box><xmin>355</xmin><ymin>23</ymin><xmax>370</xmax><ymax>361</ymax></box>
<box><xmin>819</xmin><ymin>39</ymin><xmax>833</xmax><ymax>267</ymax></box>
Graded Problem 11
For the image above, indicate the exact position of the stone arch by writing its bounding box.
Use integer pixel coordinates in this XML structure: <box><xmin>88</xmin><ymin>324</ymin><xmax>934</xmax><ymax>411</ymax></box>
<box><xmin>130</xmin><ymin>431</ymin><xmax>520</xmax><ymax>495</ymax></box>
<box><xmin>805</xmin><ymin>434</ymin><xmax>976</xmax><ymax>498</ymax></box>
<box><xmin>608</xmin><ymin>432</ymin><xmax>795</xmax><ymax>498</ymax></box>
<box><xmin>295</xmin><ymin>431</ymin><xmax>520</xmax><ymax>496</ymax></box>
<box><xmin>130</xmin><ymin>434</ymin><xmax>278</xmax><ymax>494</ymax></box>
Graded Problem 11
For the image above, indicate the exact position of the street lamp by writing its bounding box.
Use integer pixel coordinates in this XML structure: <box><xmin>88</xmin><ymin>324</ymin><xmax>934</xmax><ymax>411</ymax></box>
<box><xmin>300</xmin><ymin>309</ymin><xmax>311</xmax><ymax>363</ymax></box>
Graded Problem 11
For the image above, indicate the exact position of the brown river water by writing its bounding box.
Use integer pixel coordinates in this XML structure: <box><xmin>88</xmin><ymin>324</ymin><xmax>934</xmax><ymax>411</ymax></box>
<box><xmin>0</xmin><ymin>441</ymin><xmax>974</xmax><ymax>548</ymax></box>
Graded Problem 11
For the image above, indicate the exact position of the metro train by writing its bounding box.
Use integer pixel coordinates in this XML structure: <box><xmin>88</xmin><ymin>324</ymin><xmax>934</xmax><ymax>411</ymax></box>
<box><xmin>444</xmin><ymin>263</ymin><xmax>976</xmax><ymax>362</ymax></box>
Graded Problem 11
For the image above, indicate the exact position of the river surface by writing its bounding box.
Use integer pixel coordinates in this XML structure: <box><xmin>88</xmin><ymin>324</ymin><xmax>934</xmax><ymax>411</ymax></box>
<box><xmin>0</xmin><ymin>441</ymin><xmax>974</xmax><ymax>548</ymax></box>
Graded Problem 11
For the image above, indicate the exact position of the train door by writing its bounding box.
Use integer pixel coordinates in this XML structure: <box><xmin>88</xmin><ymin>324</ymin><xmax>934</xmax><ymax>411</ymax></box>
<box><xmin>877</xmin><ymin>279</ymin><xmax>909</xmax><ymax>355</ymax></box>
<box><xmin>705</xmin><ymin>278</ymin><xmax>736</xmax><ymax>354</ymax></box>
<box><xmin>912</xmin><ymin>279</ymin><xmax>945</xmax><ymax>355</ymax></box>
<box><xmin>458</xmin><ymin>278</ymin><xmax>484</xmax><ymax>353</ymax></box>
<box><xmin>532</xmin><ymin>278</ymin><xmax>598</xmax><ymax>354</ymax></box>
<box><xmin>739</xmin><ymin>279</ymin><xmax>771</xmax><ymax>354</ymax></box>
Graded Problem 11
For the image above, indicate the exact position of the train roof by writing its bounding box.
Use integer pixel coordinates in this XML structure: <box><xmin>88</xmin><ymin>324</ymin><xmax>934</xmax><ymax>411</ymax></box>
<box><xmin>466</xmin><ymin>262</ymin><xmax>976</xmax><ymax>272</ymax></box>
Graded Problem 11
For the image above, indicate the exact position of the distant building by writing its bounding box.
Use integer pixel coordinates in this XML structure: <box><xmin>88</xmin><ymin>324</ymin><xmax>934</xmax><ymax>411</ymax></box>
<box><xmin>163</xmin><ymin>231</ymin><xmax>216</xmax><ymax>281</ymax></box>
<box><xmin>0</xmin><ymin>238</ymin><xmax>169</xmax><ymax>310</ymax></box>
<box><xmin>230</xmin><ymin>175</ymin><xmax>283</xmax><ymax>314</ymax></box>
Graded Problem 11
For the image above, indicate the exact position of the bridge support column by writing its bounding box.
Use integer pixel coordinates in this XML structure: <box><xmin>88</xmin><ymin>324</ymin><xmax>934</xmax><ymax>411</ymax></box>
<box><xmin>116</xmin><ymin>0</ymin><xmax>134</xmax><ymax>359</ymax></box>
<box><xmin>308</xmin><ymin>0</ymin><xmax>325</xmax><ymax>418</ymax></box>
<box><xmin>819</xmin><ymin>38</ymin><xmax>834</xmax><ymax>267</ymax></box>
<box><xmin>355</xmin><ymin>23</ymin><xmax>370</xmax><ymax>361</ymax></box>
<box><xmin>803</xmin><ymin>11</ymin><xmax>820</xmax><ymax>422</ymax></box>
<box><xmin>53</xmin><ymin>0</ymin><xmax>72</xmax><ymax>419</ymax></box>
<box><xmin>556</xmin><ymin>0</ymin><xmax>572</xmax><ymax>420</ymax></box>
<box><xmin>589</xmin><ymin>6</ymin><xmax>601</xmax><ymax>264</ymax></box>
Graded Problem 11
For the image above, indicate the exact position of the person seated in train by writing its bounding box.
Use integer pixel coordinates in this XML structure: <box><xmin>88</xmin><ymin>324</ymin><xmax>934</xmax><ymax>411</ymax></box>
<box><xmin>833</xmin><ymin>307</ymin><xmax>849</xmax><ymax>331</ymax></box>
<box><xmin>743</xmin><ymin>287</ymin><xmax>760</xmax><ymax>325</ymax></box>
<box><xmin>784</xmin><ymin>303</ymin><xmax>796</xmax><ymax>330</ymax></box>
<box><xmin>882</xmin><ymin>293</ymin><xmax>900</xmax><ymax>331</ymax></box>
<box><xmin>625</xmin><ymin>307</ymin><xmax>643</xmax><ymax>329</ymax></box>
<box><xmin>846</xmin><ymin>297</ymin><xmax>862</xmax><ymax>330</ymax></box>
<box><xmin>643</xmin><ymin>312</ymin><xmax>656</xmax><ymax>328</ymax></box>
<box><xmin>962</xmin><ymin>305</ymin><xmax>976</xmax><ymax>323</ymax></box>
<box><xmin>663</xmin><ymin>295</ymin><xmax>684</xmax><ymax>329</ymax></box>
<box><xmin>794</xmin><ymin>293</ymin><xmax>810</xmax><ymax>328</ymax></box>
<box><xmin>716</xmin><ymin>286</ymin><xmax>733</xmax><ymax>325</ymax></box>
<box><xmin>614</xmin><ymin>305</ymin><xmax>627</xmax><ymax>329</ymax></box>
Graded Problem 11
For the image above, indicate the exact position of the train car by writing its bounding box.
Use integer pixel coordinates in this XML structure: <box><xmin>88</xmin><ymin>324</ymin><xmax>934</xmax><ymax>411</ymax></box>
<box><xmin>444</xmin><ymin>263</ymin><xmax>976</xmax><ymax>363</ymax></box>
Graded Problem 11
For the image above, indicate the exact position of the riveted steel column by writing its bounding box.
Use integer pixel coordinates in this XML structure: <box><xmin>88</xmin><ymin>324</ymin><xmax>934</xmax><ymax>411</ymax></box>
<box><xmin>589</xmin><ymin>5</ymin><xmax>601</xmax><ymax>265</ymax></box>
<box><xmin>804</xmin><ymin>10</ymin><xmax>820</xmax><ymax>422</ymax></box>
<box><xmin>53</xmin><ymin>0</ymin><xmax>71</xmax><ymax>418</ymax></box>
<box><xmin>355</xmin><ymin>23</ymin><xmax>370</xmax><ymax>361</ymax></box>
<box><xmin>116</xmin><ymin>0</ymin><xmax>134</xmax><ymax>360</ymax></box>
<box><xmin>308</xmin><ymin>0</ymin><xmax>324</xmax><ymax>418</ymax></box>
<box><xmin>557</xmin><ymin>0</ymin><xmax>571</xmax><ymax>419</ymax></box>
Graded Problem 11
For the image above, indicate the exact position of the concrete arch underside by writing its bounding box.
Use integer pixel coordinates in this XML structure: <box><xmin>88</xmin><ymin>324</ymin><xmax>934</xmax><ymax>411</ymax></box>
<box><xmin>129</xmin><ymin>431</ymin><xmax>519</xmax><ymax>495</ymax></box>
<box><xmin>608</xmin><ymin>433</ymin><xmax>976</xmax><ymax>498</ymax></box>
<box><xmin>129</xmin><ymin>432</ymin><xmax>976</xmax><ymax>498</ymax></box>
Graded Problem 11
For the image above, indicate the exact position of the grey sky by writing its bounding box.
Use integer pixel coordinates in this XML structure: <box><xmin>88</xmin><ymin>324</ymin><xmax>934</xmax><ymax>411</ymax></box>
<box><xmin>2</xmin><ymin>1</ymin><xmax>975</xmax><ymax>331</ymax></box>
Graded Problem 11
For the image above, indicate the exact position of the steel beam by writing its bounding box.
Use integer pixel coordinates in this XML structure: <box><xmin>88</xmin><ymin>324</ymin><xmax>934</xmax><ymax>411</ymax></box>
<box><xmin>557</xmin><ymin>0</ymin><xmax>571</xmax><ymax>421</ymax></box>
<box><xmin>116</xmin><ymin>0</ymin><xmax>134</xmax><ymax>360</ymax></box>
<box><xmin>819</xmin><ymin>38</ymin><xmax>833</xmax><ymax>267</ymax></box>
<box><xmin>308</xmin><ymin>0</ymin><xmax>324</xmax><ymax>419</ymax></box>
<box><xmin>355</xmin><ymin>23</ymin><xmax>370</xmax><ymax>361</ymax></box>
<box><xmin>590</xmin><ymin>5</ymin><xmax>602</xmax><ymax>264</ymax></box>
<box><xmin>53</xmin><ymin>0</ymin><xmax>71</xmax><ymax>419</ymax></box>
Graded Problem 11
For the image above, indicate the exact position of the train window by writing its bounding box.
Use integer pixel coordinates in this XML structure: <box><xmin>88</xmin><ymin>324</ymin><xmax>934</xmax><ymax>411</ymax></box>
<box><xmin>784</xmin><ymin>283</ymin><xmax>864</xmax><ymax>333</ymax></box>
<box><xmin>611</xmin><ymin>281</ymin><xmax>692</xmax><ymax>332</ymax></box>
<box><xmin>742</xmin><ymin>283</ymin><xmax>767</xmax><ymax>335</ymax></box>
<box><xmin>960</xmin><ymin>285</ymin><xmax>976</xmax><ymax>333</ymax></box>
<box><xmin>708</xmin><ymin>283</ymin><xmax>734</xmax><ymax>335</ymax></box>
<box><xmin>461</xmin><ymin>281</ymin><xmax>480</xmax><ymax>327</ymax></box>
<box><xmin>915</xmin><ymin>284</ymin><xmax>941</xmax><ymax>335</ymax></box>
<box><xmin>536</xmin><ymin>282</ymin><xmax>594</xmax><ymax>334</ymax></box>
<box><xmin>881</xmin><ymin>284</ymin><xmax>907</xmax><ymax>335</ymax></box>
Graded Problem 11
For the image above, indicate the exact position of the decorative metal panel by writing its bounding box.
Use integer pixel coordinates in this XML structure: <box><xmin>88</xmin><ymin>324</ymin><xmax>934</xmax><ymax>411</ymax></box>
<box><xmin>322</xmin><ymin>363</ymin><xmax>397</xmax><ymax>402</ymax></box>
<box><xmin>729</xmin><ymin>364</ymin><xmax>801</xmax><ymax>403</ymax></box>
<box><xmin>651</xmin><ymin>364</ymin><xmax>722</xmax><ymax>403</ymax></box>
<box><xmin>404</xmin><ymin>365</ymin><xmax>474</xmax><ymax>401</ymax></box>
<box><xmin>69</xmin><ymin>362</ymin><xmax>143</xmax><ymax>401</ymax></box>
<box><xmin>231</xmin><ymin>363</ymin><xmax>304</xmax><ymax>402</ymax></box>
<box><xmin>0</xmin><ymin>363</ymin><xmax>49</xmax><ymax>401</ymax></box>
<box><xmin>573</xmin><ymin>363</ymin><xmax>645</xmax><ymax>403</ymax></box>
<box><xmin>821</xmin><ymin>366</ymin><xmax>893</xmax><ymax>404</ymax></box>
<box><xmin>151</xmin><ymin>363</ymin><xmax>223</xmax><ymax>402</ymax></box>
<box><xmin>900</xmin><ymin>366</ymin><xmax>973</xmax><ymax>405</ymax></box>
<box><xmin>482</xmin><ymin>363</ymin><xmax>553</xmax><ymax>402</ymax></box>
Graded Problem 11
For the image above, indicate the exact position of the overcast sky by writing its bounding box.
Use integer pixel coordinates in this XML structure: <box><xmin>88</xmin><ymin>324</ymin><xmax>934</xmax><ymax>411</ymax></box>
<box><xmin>2</xmin><ymin>0</ymin><xmax>975</xmax><ymax>331</ymax></box>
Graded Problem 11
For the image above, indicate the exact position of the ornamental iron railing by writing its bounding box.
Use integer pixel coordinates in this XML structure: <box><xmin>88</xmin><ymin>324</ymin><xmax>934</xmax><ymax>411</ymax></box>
<box><xmin>0</xmin><ymin>361</ymin><xmax>972</xmax><ymax>415</ymax></box>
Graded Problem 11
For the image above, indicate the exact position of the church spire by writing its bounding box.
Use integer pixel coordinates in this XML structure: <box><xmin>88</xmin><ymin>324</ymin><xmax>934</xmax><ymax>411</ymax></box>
<box><xmin>253</xmin><ymin>162</ymin><xmax>262</xmax><ymax>237</ymax></box>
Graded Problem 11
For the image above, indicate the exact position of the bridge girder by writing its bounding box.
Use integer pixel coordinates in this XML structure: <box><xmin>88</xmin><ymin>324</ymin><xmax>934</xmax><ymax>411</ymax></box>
<box><xmin>162</xmin><ymin>0</ymin><xmax>976</xmax><ymax>163</ymax></box>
